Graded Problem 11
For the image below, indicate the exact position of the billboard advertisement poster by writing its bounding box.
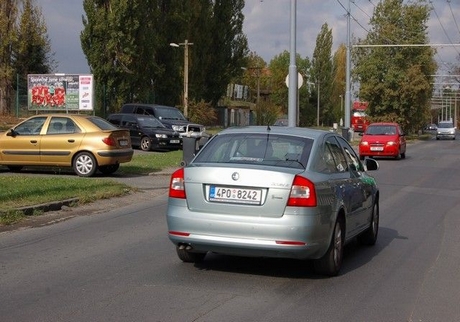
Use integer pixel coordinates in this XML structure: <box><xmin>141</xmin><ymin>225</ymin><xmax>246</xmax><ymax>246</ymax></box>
<box><xmin>27</xmin><ymin>74</ymin><xmax>94</xmax><ymax>111</ymax></box>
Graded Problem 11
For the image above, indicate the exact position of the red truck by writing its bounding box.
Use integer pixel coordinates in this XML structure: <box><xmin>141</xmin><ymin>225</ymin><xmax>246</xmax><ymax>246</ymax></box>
<box><xmin>351</xmin><ymin>101</ymin><xmax>370</xmax><ymax>132</ymax></box>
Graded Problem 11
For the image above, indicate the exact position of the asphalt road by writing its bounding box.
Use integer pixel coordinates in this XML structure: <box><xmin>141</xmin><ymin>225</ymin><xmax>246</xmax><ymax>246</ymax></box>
<box><xmin>1</xmin><ymin>136</ymin><xmax>460</xmax><ymax>321</ymax></box>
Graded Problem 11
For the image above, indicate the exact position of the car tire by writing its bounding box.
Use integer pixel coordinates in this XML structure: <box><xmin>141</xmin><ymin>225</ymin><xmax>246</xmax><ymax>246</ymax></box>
<box><xmin>314</xmin><ymin>217</ymin><xmax>344</xmax><ymax>276</ymax></box>
<box><xmin>7</xmin><ymin>165</ymin><xmax>23</xmax><ymax>172</ymax></box>
<box><xmin>73</xmin><ymin>152</ymin><xmax>97</xmax><ymax>177</ymax></box>
<box><xmin>176</xmin><ymin>246</ymin><xmax>206</xmax><ymax>263</ymax></box>
<box><xmin>358</xmin><ymin>201</ymin><xmax>379</xmax><ymax>246</ymax></box>
<box><xmin>140</xmin><ymin>137</ymin><xmax>152</xmax><ymax>151</ymax></box>
<box><xmin>401</xmin><ymin>152</ymin><xmax>406</xmax><ymax>159</ymax></box>
<box><xmin>98</xmin><ymin>164</ymin><xmax>120</xmax><ymax>175</ymax></box>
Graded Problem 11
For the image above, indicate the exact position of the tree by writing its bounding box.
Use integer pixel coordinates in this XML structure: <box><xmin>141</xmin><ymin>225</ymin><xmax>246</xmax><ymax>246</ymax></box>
<box><xmin>81</xmin><ymin>0</ymin><xmax>248</xmax><ymax>115</ymax></box>
<box><xmin>81</xmin><ymin>0</ymin><xmax>162</xmax><ymax>115</ymax></box>
<box><xmin>353</xmin><ymin>0</ymin><xmax>436</xmax><ymax>133</ymax></box>
<box><xmin>332</xmin><ymin>44</ymin><xmax>346</xmax><ymax>125</ymax></box>
<box><xmin>310</xmin><ymin>23</ymin><xmax>333</xmax><ymax>126</ymax></box>
<box><xmin>15</xmin><ymin>0</ymin><xmax>54</xmax><ymax>75</ymax></box>
<box><xmin>267</xmin><ymin>51</ymin><xmax>311</xmax><ymax>126</ymax></box>
<box><xmin>0</xmin><ymin>0</ymin><xmax>53</xmax><ymax>115</ymax></box>
<box><xmin>0</xmin><ymin>0</ymin><xmax>19</xmax><ymax>114</ymax></box>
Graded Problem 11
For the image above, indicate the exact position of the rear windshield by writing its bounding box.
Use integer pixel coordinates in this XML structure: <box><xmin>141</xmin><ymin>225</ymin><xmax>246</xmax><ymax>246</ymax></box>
<box><xmin>365</xmin><ymin>125</ymin><xmax>396</xmax><ymax>135</ymax></box>
<box><xmin>88</xmin><ymin>116</ymin><xmax>119</xmax><ymax>130</ymax></box>
<box><xmin>193</xmin><ymin>133</ymin><xmax>313</xmax><ymax>169</ymax></box>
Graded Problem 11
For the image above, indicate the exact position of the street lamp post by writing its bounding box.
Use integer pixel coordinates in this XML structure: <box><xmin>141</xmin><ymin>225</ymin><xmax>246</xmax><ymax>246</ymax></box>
<box><xmin>316</xmin><ymin>81</ymin><xmax>320</xmax><ymax>127</ymax></box>
<box><xmin>339</xmin><ymin>94</ymin><xmax>344</xmax><ymax>126</ymax></box>
<box><xmin>170</xmin><ymin>39</ymin><xmax>193</xmax><ymax>118</ymax></box>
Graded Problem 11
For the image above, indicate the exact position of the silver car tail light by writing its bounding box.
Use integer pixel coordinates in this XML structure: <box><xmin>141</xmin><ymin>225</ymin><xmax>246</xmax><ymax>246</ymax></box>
<box><xmin>287</xmin><ymin>175</ymin><xmax>317</xmax><ymax>207</ymax></box>
<box><xmin>169</xmin><ymin>168</ymin><xmax>186</xmax><ymax>199</ymax></box>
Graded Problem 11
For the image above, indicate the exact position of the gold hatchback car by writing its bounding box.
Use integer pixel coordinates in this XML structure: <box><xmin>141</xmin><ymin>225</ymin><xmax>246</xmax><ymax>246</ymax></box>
<box><xmin>0</xmin><ymin>114</ymin><xmax>134</xmax><ymax>177</ymax></box>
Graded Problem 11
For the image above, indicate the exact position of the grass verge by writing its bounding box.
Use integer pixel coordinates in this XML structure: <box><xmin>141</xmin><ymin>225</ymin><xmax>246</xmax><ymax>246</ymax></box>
<box><xmin>0</xmin><ymin>150</ymin><xmax>183</xmax><ymax>225</ymax></box>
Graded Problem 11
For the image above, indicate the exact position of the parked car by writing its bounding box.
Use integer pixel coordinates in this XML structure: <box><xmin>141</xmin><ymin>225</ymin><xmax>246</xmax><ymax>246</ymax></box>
<box><xmin>424</xmin><ymin>123</ymin><xmax>437</xmax><ymax>132</ymax></box>
<box><xmin>436</xmin><ymin>120</ymin><xmax>456</xmax><ymax>140</ymax></box>
<box><xmin>0</xmin><ymin>114</ymin><xmax>133</xmax><ymax>177</ymax></box>
<box><xmin>273</xmin><ymin>118</ymin><xmax>288</xmax><ymax>126</ymax></box>
<box><xmin>120</xmin><ymin>103</ymin><xmax>205</xmax><ymax>138</ymax></box>
<box><xmin>358</xmin><ymin>122</ymin><xmax>406</xmax><ymax>160</ymax></box>
<box><xmin>107</xmin><ymin>113</ymin><xmax>181</xmax><ymax>151</ymax></box>
<box><xmin>166</xmin><ymin>126</ymin><xmax>380</xmax><ymax>276</ymax></box>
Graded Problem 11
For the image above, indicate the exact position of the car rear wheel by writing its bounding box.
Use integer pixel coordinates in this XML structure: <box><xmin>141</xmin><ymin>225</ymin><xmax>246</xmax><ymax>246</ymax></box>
<box><xmin>140</xmin><ymin>137</ymin><xmax>152</xmax><ymax>151</ymax></box>
<box><xmin>358</xmin><ymin>201</ymin><xmax>379</xmax><ymax>246</ymax></box>
<box><xmin>314</xmin><ymin>217</ymin><xmax>344</xmax><ymax>276</ymax></box>
<box><xmin>73</xmin><ymin>152</ymin><xmax>97</xmax><ymax>177</ymax></box>
<box><xmin>98</xmin><ymin>164</ymin><xmax>120</xmax><ymax>175</ymax></box>
<box><xmin>176</xmin><ymin>245</ymin><xmax>206</xmax><ymax>263</ymax></box>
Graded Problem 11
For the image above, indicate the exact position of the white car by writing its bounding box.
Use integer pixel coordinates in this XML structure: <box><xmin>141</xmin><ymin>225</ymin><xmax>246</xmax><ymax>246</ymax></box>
<box><xmin>436</xmin><ymin>121</ymin><xmax>456</xmax><ymax>140</ymax></box>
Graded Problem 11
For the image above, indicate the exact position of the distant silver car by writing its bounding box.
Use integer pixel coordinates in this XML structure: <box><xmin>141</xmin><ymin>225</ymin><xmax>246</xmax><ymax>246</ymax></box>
<box><xmin>166</xmin><ymin>126</ymin><xmax>380</xmax><ymax>276</ymax></box>
<box><xmin>436</xmin><ymin>120</ymin><xmax>456</xmax><ymax>140</ymax></box>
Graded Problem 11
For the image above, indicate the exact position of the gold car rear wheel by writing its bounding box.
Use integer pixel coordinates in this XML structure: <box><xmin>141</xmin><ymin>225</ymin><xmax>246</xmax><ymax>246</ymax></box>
<box><xmin>73</xmin><ymin>152</ymin><xmax>97</xmax><ymax>177</ymax></box>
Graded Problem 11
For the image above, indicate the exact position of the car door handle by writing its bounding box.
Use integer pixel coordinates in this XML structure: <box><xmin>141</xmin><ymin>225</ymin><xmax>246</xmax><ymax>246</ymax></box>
<box><xmin>30</xmin><ymin>140</ymin><xmax>38</xmax><ymax>144</ymax></box>
<box><xmin>68</xmin><ymin>139</ymin><xmax>75</xmax><ymax>143</ymax></box>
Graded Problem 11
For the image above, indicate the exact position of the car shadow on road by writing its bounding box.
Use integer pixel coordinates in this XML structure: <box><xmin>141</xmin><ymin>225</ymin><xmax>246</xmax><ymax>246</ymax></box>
<box><xmin>189</xmin><ymin>226</ymin><xmax>402</xmax><ymax>279</ymax></box>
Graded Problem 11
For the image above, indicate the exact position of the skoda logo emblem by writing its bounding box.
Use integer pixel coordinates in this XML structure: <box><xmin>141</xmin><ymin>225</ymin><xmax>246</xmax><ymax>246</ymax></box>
<box><xmin>231</xmin><ymin>172</ymin><xmax>239</xmax><ymax>181</ymax></box>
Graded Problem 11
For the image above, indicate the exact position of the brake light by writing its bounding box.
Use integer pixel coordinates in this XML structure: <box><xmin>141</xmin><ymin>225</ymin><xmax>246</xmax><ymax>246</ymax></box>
<box><xmin>169</xmin><ymin>168</ymin><xmax>186</xmax><ymax>199</ymax></box>
<box><xmin>102</xmin><ymin>137</ymin><xmax>116</xmax><ymax>146</ymax></box>
<box><xmin>287</xmin><ymin>175</ymin><xmax>317</xmax><ymax>207</ymax></box>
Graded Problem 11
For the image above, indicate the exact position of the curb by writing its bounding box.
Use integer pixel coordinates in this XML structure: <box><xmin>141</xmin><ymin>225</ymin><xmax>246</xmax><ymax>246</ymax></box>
<box><xmin>3</xmin><ymin>198</ymin><xmax>80</xmax><ymax>216</ymax></box>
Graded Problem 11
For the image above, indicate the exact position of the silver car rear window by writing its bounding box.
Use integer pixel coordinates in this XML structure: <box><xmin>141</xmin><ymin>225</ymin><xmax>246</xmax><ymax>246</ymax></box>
<box><xmin>193</xmin><ymin>133</ymin><xmax>313</xmax><ymax>169</ymax></box>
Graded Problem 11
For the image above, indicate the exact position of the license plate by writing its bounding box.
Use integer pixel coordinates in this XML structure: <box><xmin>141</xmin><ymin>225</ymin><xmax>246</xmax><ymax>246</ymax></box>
<box><xmin>370</xmin><ymin>147</ymin><xmax>383</xmax><ymax>151</ymax></box>
<box><xmin>209</xmin><ymin>186</ymin><xmax>262</xmax><ymax>205</ymax></box>
<box><xmin>119</xmin><ymin>139</ymin><xmax>129</xmax><ymax>146</ymax></box>
<box><xmin>170</xmin><ymin>139</ymin><xmax>180</xmax><ymax>144</ymax></box>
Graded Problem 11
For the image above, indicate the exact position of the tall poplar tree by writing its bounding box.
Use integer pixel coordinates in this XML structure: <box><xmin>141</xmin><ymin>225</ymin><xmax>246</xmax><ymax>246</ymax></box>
<box><xmin>353</xmin><ymin>0</ymin><xmax>436</xmax><ymax>133</ymax></box>
<box><xmin>0</xmin><ymin>0</ymin><xmax>18</xmax><ymax>114</ymax></box>
<box><xmin>15</xmin><ymin>0</ymin><xmax>54</xmax><ymax>80</ymax></box>
<box><xmin>311</xmin><ymin>23</ymin><xmax>333</xmax><ymax>126</ymax></box>
<box><xmin>332</xmin><ymin>44</ymin><xmax>346</xmax><ymax>124</ymax></box>
<box><xmin>0</xmin><ymin>0</ymin><xmax>53</xmax><ymax>115</ymax></box>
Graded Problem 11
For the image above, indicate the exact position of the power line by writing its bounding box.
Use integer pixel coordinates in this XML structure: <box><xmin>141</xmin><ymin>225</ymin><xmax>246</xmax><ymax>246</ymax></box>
<box><xmin>430</xmin><ymin>1</ymin><xmax>460</xmax><ymax>56</ymax></box>
<box><xmin>447</xmin><ymin>0</ymin><xmax>460</xmax><ymax>36</ymax></box>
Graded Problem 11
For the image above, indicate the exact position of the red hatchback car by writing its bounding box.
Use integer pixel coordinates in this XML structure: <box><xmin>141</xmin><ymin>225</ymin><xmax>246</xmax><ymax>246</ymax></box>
<box><xmin>358</xmin><ymin>122</ymin><xmax>406</xmax><ymax>160</ymax></box>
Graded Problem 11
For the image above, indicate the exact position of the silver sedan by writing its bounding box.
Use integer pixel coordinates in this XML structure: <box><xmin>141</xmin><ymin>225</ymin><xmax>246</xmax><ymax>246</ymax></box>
<box><xmin>166</xmin><ymin>126</ymin><xmax>379</xmax><ymax>276</ymax></box>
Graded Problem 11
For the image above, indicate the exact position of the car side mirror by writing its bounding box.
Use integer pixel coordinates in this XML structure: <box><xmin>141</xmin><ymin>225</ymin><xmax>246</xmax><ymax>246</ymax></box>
<box><xmin>364</xmin><ymin>158</ymin><xmax>379</xmax><ymax>171</ymax></box>
<box><xmin>7</xmin><ymin>129</ymin><xmax>17</xmax><ymax>137</ymax></box>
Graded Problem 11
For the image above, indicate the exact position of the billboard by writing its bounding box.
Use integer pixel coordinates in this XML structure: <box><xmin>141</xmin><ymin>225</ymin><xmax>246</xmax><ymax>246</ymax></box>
<box><xmin>27</xmin><ymin>74</ymin><xmax>94</xmax><ymax>111</ymax></box>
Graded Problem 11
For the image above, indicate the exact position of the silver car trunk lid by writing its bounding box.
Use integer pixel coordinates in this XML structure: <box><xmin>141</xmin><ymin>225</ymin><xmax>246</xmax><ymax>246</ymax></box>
<box><xmin>184</xmin><ymin>166</ymin><xmax>297</xmax><ymax>218</ymax></box>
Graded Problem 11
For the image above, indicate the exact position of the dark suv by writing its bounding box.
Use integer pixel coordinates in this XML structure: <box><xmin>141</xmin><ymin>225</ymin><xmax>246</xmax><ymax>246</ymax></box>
<box><xmin>107</xmin><ymin>113</ymin><xmax>181</xmax><ymax>151</ymax></box>
<box><xmin>120</xmin><ymin>103</ymin><xmax>205</xmax><ymax>138</ymax></box>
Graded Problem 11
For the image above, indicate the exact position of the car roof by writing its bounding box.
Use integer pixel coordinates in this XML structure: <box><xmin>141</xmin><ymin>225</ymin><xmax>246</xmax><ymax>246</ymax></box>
<box><xmin>26</xmin><ymin>114</ymin><xmax>94</xmax><ymax>119</ymax></box>
<box><xmin>123</xmin><ymin>103</ymin><xmax>178</xmax><ymax>110</ymax></box>
<box><xmin>368</xmin><ymin>122</ymin><xmax>399</xmax><ymax>126</ymax></box>
<box><xmin>109</xmin><ymin>113</ymin><xmax>157</xmax><ymax>118</ymax></box>
<box><xmin>217</xmin><ymin>126</ymin><xmax>330</xmax><ymax>140</ymax></box>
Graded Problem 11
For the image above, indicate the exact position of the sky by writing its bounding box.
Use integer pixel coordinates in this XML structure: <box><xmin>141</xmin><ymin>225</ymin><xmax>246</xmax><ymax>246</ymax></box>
<box><xmin>37</xmin><ymin>0</ymin><xmax>460</xmax><ymax>79</ymax></box>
